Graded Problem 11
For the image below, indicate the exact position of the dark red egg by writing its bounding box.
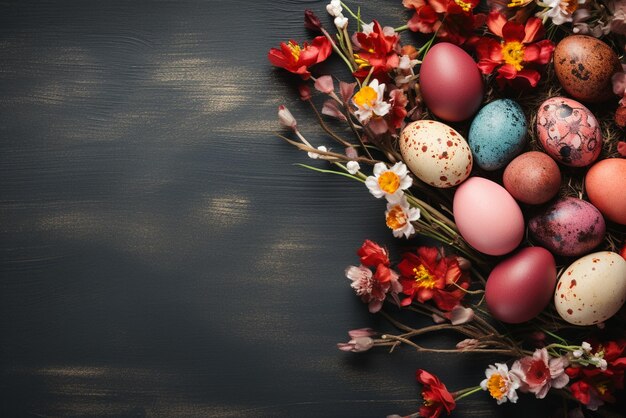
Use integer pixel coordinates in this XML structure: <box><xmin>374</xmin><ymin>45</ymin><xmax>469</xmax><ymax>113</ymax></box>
<box><xmin>419</xmin><ymin>43</ymin><xmax>484</xmax><ymax>122</ymax></box>
<box><xmin>485</xmin><ymin>247</ymin><xmax>557</xmax><ymax>324</ymax></box>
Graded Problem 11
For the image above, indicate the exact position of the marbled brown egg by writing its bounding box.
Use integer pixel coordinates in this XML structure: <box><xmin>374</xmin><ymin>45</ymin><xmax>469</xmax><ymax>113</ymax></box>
<box><xmin>503</xmin><ymin>151</ymin><xmax>561</xmax><ymax>204</ymax></box>
<box><xmin>529</xmin><ymin>197</ymin><xmax>606</xmax><ymax>257</ymax></box>
<box><xmin>536</xmin><ymin>97</ymin><xmax>602</xmax><ymax>167</ymax></box>
<box><xmin>400</xmin><ymin>120</ymin><xmax>473</xmax><ymax>188</ymax></box>
<box><xmin>554</xmin><ymin>35</ymin><xmax>621</xmax><ymax>103</ymax></box>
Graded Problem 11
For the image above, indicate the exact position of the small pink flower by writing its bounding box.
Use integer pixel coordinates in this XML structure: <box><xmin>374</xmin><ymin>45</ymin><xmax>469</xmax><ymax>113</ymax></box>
<box><xmin>314</xmin><ymin>75</ymin><xmax>335</xmax><ymax>94</ymax></box>
<box><xmin>345</xmin><ymin>264</ymin><xmax>400</xmax><ymax>313</ymax></box>
<box><xmin>337</xmin><ymin>328</ymin><xmax>376</xmax><ymax>352</ymax></box>
<box><xmin>322</xmin><ymin>100</ymin><xmax>347</xmax><ymax>120</ymax></box>
<box><xmin>511</xmin><ymin>348</ymin><xmax>569</xmax><ymax>399</ymax></box>
<box><xmin>299</xmin><ymin>84</ymin><xmax>312</xmax><ymax>101</ymax></box>
<box><xmin>339</xmin><ymin>81</ymin><xmax>357</xmax><ymax>102</ymax></box>
<box><xmin>446</xmin><ymin>305</ymin><xmax>474</xmax><ymax>325</ymax></box>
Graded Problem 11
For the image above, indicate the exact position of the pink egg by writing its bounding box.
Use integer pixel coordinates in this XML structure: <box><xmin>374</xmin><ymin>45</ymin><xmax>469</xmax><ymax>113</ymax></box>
<box><xmin>486</xmin><ymin>247</ymin><xmax>557</xmax><ymax>324</ymax></box>
<box><xmin>419</xmin><ymin>43</ymin><xmax>484</xmax><ymax>122</ymax></box>
<box><xmin>453</xmin><ymin>177</ymin><xmax>524</xmax><ymax>256</ymax></box>
<box><xmin>536</xmin><ymin>97</ymin><xmax>602</xmax><ymax>167</ymax></box>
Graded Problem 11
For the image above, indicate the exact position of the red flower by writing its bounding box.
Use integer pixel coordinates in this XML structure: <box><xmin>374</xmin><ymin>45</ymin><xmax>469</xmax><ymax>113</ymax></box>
<box><xmin>566</xmin><ymin>340</ymin><xmax>626</xmax><ymax>410</ymax></box>
<box><xmin>386</xmin><ymin>89</ymin><xmax>408</xmax><ymax>131</ymax></box>
<box><xmin>352</xmin><ymin>20</ymin><xmax>400</xmax><ymax>80</ymax></box>
<box><xmin>346</xmin><ymin>263</ymin><xmax>401</xmax><ymax>313</ymax></box>
<box><xmin>416</xmin><ymin>369</ymin><xmax>456</xmax><ymax>418</ymax></box>
<box><xmin>268</xmin><ymin>36</ymin><xmax>332</xmax><ymax>80</ymax></box>
<box><xmin>397</xmin><ymin>247</ymin><xmax>470</xmax><ymax>311</ymax></box>
<box><xmin>357</xmin><ymin>240</ymin><xmax>390</xmax><ymax>268</ymax></box>
<box><xmin>474</xmin><ymin>11</ymin><xmax>555</xmax><ymax>88</ymax></box>
<box><xmin>403</xmin><ymin>0</ymin><xmax>484</xmax><ymax>45</ymax></box>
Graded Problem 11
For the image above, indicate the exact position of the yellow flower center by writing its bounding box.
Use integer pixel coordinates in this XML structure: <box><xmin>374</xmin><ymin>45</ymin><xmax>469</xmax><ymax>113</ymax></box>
<box><xmin>412</xmin><ymin>265</ymin><xmax>437</xmax><ymax>289</ymax></box>
<box><xmin>354</xmin><ymin>54</ymin><xmax>370</xmax><ymax>69</ymax></box>
<box><xmin>378</xmin><ymin>171</ymin><xmax>400</xmax><ymax>194</ymax></box>
<box><xmin>386</xmin><ymin>205</ymin><xmax>407</xmax><ymax>230</ymax></box>
<box><xmin>353</xmin><ymin>86</ymin><xmax>378</xmax><ymax>108</ymax></box>
<box><xmin>486</xmin><ymin>374</ymin><xmax>508</xmax><ymax>400</ymax></box>
<box><xmin>288</xmin><ymin>41</ymin><xmax>301</xmax><ymax>61</ymax></box>
<box><xmin>501</xmin><ymin>41</ymin><xmax>525</xmax><ymax>72</ymax></box>
<box><xmin>454</xmin><ymin>0</ymin><xmax>473</xmax><ymax>12</ymax></box>
<box><xmin>507</xmin><ymin>0</ymin><xmax>532</xmax><ymax>7</ymax></box>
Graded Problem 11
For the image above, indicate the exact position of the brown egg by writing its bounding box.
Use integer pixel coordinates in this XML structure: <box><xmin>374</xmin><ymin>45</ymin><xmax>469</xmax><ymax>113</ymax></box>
<box><xmin>554</xmin><ymin>35</ymin><xmax>621</xmax><ymax>103</ymax></box>
<box><xmin>503</xmin><ymin>152</ymin><xmax>561</xmax><ymax>204</ymax></box>
<box><xmin>585</xmin><ymin>158</ymin><xmax>626</xmax><ymax>225</ymax></box>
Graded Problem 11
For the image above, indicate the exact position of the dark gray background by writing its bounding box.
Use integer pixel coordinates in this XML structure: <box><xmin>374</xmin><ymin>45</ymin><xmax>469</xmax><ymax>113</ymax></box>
<box><xmin>0</xmin><ymin>1</ymin><xmax>614</xmax><ymax>417</ymax></box>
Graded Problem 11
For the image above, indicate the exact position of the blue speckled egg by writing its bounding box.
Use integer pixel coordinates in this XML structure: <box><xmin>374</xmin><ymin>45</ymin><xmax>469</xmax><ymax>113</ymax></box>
<box><xmin>468</xmin><ymin>99</ymin><xmax>527</xmax><ymax>171</ymax></box>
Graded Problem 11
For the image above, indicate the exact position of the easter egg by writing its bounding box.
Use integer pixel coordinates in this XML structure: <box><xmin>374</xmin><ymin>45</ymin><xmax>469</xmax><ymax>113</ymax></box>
<box><xmin>419</xmin><ymin>43</ymin><xmax>484</xmax><ymax>122</ymax></box>
<box><xmin>555</xmin><ymin>252</ymin><xmax>626</xmax><ymax>325</ymax></box>
<box><xmin>400</xmin><ymin>120</ymin><xmax>473</xmax><ymax>188</ymax></box>
<box><xmin>554</xmin><ymin>35</ymin><xmax>621</xmax><ymax>103</ymax></box>
<box><xmin>536</xmin><ymin>97</ymin><xmax>602</xmax><ymax>167</ymax></box>
<box><xmin>528</xmin><ymin>197</ymin><xmax>606</xmax><ymax>257</ymax></box>
<box><xmin>453</xmin><ymin>177</ymin><xmax>524</xmax><ymax>256</ymax></box>
<box><xmin>503</xmin><ymin>152</ymin><xmax>561</xmax><ymax>204</ymax></box>
<box><xmin>585</xmin><ymin>158</ymin><xmax>626</xmax><ymax>225</ymax></box>
<box><xmin>468</xmin><ymin>99</ymin><xmax>527</xmax><ymax>171</ymax></box>
<box><xmin>486</xmin><ymin>247</ymin><xmax>557</xmax><ymax>324</ymax></box>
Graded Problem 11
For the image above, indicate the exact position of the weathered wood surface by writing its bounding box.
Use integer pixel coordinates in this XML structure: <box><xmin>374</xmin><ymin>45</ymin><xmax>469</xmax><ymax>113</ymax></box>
<box><xmin>0</xmin><ymin>1</ymin><xmax>617</xmax><ymax>417</ymax></box>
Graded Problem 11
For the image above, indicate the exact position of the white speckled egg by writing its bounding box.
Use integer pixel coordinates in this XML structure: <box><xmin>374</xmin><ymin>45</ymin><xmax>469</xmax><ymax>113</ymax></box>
<box><xmin>400</xmin><ymin>120</ymin><xmax>473</xmax><ymax>188</ymax></box>
<box><xmin>554</xmin><ymin>251</ymin><xmax>626</xmax><ymax>325</ymax></box>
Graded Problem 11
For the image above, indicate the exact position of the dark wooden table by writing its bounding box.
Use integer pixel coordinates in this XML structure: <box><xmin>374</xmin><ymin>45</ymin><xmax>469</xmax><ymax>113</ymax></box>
<box><xmin>0</xmin><ymin>1</ymin><xmax>619</xmax><ymax>417</ymax></box>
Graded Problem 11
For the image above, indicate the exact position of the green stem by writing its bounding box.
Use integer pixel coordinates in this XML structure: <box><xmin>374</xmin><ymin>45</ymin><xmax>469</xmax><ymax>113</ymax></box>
<box><xmin>340</xmin><ymin>1</ymin><xmax>367</xmax><ymax>26</ymax></box>
<box><xmin>540</xmin><ymin>328</ymin><xmax>570</xmax><ymax>346</ymax></box>
<box><xmin>394</xmin><ymin>24</ymin><xmax>409</xmax><ymax>32</ymax></box>
<box><xmin>454</xmin><ymin>386</ymin><xmax>482</xmax><ymax>401</ymax></box>
<box><xmin>321</xmin><ymin>28</ymin><xmax>355</xmax><ymax>72</ymax></box>
<box><xmin>296</xmin><ymin>163</ymin><xmax>366</xmax><ymax>182</ymax></box>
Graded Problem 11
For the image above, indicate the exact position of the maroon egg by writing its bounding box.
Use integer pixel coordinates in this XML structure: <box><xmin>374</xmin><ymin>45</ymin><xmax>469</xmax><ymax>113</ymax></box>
<box><xmin>419</xmin><ymin>43</ymin><xmax>484</xmax><ymax>122</ymax></box>
<box><xmin>503</xmin><ymin>151</ymin><xmax>561</xmax><ymax>205</ymax></box>
<box><xmin>486</xmin><ymin>247</ymin><xmax>557</xmax><ymax>324</ymax></box>
<box><xmin>529</xmin><ymin>197</ymin><xmax>606</xmax><ymax>257</ymax></box>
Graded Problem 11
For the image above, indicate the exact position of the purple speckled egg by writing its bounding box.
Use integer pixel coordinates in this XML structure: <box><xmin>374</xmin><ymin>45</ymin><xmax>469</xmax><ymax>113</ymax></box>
<box><xmin>529</xmin><ymin>197</ymin><xmax>606</xmax><ymax>257</ymax></box>
<box><xmin>536</xmin><ymin>97</ymin><xmax>602</xmax><ymax>167</ymax></box>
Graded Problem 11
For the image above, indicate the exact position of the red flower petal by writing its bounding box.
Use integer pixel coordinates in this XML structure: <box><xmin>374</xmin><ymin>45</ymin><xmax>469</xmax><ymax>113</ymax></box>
<box><xmin>486</xmin><ymin>10</ymin><xmax>507</xmax><ymax>37</ymax></box>
<box><xmin>522</xmin><ymin>17</ymin><xmax>545</xmax><ymax>44</ymax></box>
<box><xmin>502</xmin><ymin>20</ymin><xmax>526</xmax><ymax>43</ymax></box>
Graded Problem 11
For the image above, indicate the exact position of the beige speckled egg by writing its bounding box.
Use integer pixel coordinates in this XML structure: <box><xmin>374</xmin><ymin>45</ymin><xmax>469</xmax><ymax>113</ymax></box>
<box><xmin>555</xmin><ymin>251</ymin><xmax>626</xmax><ymax>325</ymax></box>
<box><xmin>554</xmin><ymin>35</ymin><xmax>621</xmax><ymax>103</ymax></box>
<box><xmin>400</xmin><ymin>120</ymin><xmax>472</xmax><ymax>188</ymax></box>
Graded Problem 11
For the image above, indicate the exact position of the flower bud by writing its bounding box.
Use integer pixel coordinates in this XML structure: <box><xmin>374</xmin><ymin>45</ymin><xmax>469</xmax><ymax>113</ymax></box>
<box><xmin>304</xmin><ymin>9</ymin><xmax>323</xmax><ymax>32</ymax></box>
<box><xmin>334</xmin><ymin>15</ymin><xmax>348</xmax><ymax>30</ymax></box>
<box><xmin>278</xmin><ymin>105</ymin><xmax>297</xmax><ymax>130</ymax></box>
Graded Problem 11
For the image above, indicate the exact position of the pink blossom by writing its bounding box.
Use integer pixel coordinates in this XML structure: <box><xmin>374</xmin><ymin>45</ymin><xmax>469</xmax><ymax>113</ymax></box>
<box><xmin>511</xmin><ymin>348</ymin><xmax>569</xmax><ymax>399</ymax></box>
<box><xmin>339</xmin><ymin>81</ymin><xmax>357</xmax><ymax>102</ymax></box>
<box><xmin>321</xmin><ymin>100</ymin><xmax>347</xmax><ymax>120</ymax></box>
<box><xmin>337</xmin><ymin>328</ymin><xmax>377</xmax><ymax>352</ymax></box>
<box><xmin>345</xmin><ymin>264</ymin><xmax>401</xmax><ymax>313</ymax></box>
<box><xmin>314</xmin><ymin>75</ymin><xmax>335</xmax><ymax>94</ymax></box>
<box><xmin>299</xmin><ymin>84</ymin><xmax>312</xmax><ymax>101</ymax></box>
<box><xmin>278</xmin><ymin>105</ymin><xmax>297</xmax><ymax>130</ymax></box>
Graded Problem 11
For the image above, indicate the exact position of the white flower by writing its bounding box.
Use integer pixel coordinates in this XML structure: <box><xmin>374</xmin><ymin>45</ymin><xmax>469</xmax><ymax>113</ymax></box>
<box><xmin>384</xmin><ymin>196</ymin><xmax>420</xmax><ymax>239</ymax></box>
<box><xmin>537</xmin><ymin>0</ymin><xmax>586</xmax><ymax>25</ymax></box>
<box><xmin>278</xmin><ymin>105</ymin><xmax>297</xmax><ymax>130</ymax></box>
<box><xmin>308</xmin><ymin>145</ymin><xmax>328</xmax><ymax>159</ymax></box>
<box><xmin>361</xmin><ymin>21</ymin><xmax>375</xmax><ymax>35</ymax></box>
<box><xmin>572</xmin><ymin>349</ymin><xmax>584</xmax><ymax>358</ymax></box>
<box><xmin>365</xmin><ymin>162</ymin><xmax>412</xmax><ymax>202</ymax></box>
<box><xmin>480</xmin><ymin>363</ymin><xmax>521</xmax><ymax>405</ymax></box>
<box><xmin>334</xmin><ymin>14</ymin><xmax>348</xmax><ymax>30</ymax></box>
<box><xmin>346</xmin><ymin>161</ymin><xmax>360</xmax><ymax>174</ymax></box>
<box><xmin>352</xmin><ymin>79</ymin><xmax>391</xmax><ymax>124</ymax></box>
<box><xmin>581</xmin><ymin>341</ymin><xmax>592</xmax><ymax>352</ymax></box>
<box><xmin>326</xmin><ymin>0</ymin><xmax>342</xmax><ymax>17</ymax></box>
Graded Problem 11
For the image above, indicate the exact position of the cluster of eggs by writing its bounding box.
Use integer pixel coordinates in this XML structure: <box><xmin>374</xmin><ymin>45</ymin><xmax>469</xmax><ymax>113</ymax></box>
<box><xmin>399</xmin><ymin>40</ymin><xmax>626</xmax><ymax>326</ymax></box>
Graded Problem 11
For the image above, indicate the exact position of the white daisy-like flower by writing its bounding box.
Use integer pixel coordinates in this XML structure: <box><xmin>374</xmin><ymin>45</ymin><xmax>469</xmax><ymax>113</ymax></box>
<box><xmin>326</xmin><ymin>0</ymin><xmax>342</xmax><ymax>17</ymax></box>
<box><xmin>346</xmin><ymin>161</ymin><xmax>360</xmax><ymax>174</ymax></box>
<box><xmin>385</xmin><ymin>196</ymin><xmax>420</xmax><ymax>239</ymax></box>
<box><xmin>537</xmin><ymin>0</ymin><xmax>585</xmax><ymax>26</ymax></box>
<box><xmin>480</xmin><ymin>363</ymin><xmax>521</xmax><ymax>405</ymax></box>
<box><xmin>365</xmin><ymin>162</ymin><xmax>412</xmax><ymax>202</ymax></box>
<box><xmin>352</xmin><ymin>79</ymin><xmax>391</xmax><ymax>124</ymax></box>
<box><xmin>308</xmin><ymin>145</ymin><xmax>328</xmax><ymax>159</ymax></box>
